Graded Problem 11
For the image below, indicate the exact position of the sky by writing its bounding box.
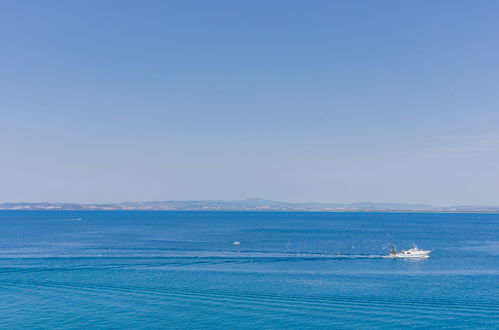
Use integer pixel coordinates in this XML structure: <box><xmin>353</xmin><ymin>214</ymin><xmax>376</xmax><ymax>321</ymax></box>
<box><xmin>1</xmin><ymin>0</ymin><xmax>498</xmax><ymax>206</ymax></box>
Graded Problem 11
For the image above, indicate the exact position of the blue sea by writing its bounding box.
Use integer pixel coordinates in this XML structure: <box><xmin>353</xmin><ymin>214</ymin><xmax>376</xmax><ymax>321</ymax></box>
<box><xmin>0</xmin><ymin>211</ymin><xmax>497</xmax><ymax>329</ymax></box>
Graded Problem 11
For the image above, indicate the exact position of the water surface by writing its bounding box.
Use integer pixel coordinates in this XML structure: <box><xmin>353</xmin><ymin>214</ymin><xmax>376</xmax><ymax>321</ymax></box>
<box><xmin>0</xmin><ymin>211</ymin><xmax>497</xmax><ymax>328</ymax></box>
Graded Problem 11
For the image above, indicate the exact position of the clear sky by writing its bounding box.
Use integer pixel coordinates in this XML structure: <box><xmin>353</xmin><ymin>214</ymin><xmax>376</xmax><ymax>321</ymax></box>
<box><xmin>1</xmin><ymin>1</ymin><xmax>498</xmax><ymax>205</ymax></box>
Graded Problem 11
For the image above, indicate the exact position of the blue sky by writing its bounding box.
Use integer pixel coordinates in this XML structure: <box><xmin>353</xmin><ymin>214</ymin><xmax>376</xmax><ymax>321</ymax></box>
<box><xmin>1</xmin><ymin>1</ymin><xmax>498</xmax><ymax>205</ymax></box>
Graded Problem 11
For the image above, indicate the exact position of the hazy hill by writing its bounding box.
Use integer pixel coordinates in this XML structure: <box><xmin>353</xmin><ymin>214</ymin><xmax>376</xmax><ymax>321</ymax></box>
<box><xmin>1</xmin><ymin>198</ymin><xmax>498</xmax><ymax>212</ymax></box>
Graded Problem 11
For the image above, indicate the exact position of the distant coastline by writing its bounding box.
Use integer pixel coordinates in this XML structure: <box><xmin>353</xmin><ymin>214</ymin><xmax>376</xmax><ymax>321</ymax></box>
<box><xmin>1</xmin><ymin>198</ymin><xmax>498</xmax><ymax>213</ymax></box>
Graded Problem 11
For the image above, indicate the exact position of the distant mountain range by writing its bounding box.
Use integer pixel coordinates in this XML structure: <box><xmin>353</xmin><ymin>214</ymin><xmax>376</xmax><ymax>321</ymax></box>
<box><xmin>1</xmin><ymin>198</ymin><xmax>499</xmax><ymax>212</ymax></box>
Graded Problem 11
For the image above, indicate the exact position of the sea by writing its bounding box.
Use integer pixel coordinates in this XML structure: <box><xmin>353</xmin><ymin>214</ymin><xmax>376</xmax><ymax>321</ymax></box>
<box><xmin>0</xmin><ymin>211</ymin><xmax>497</xmax><ymax>329</ymax></box>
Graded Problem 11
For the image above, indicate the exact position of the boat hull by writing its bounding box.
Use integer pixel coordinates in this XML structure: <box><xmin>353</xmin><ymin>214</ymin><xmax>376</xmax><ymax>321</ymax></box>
<box><xmin>389</xmin><ymin>253</ymin><xmax>430</xmax><ymax>258</ymax></box>
<box><xmin>389</xmin><ymin>249</ymin><xmax>431</xmax><ymax>258</ymax></box>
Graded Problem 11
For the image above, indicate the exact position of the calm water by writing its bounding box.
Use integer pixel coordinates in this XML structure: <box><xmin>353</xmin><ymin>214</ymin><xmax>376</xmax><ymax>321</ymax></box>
<box><xmin>0</xmin><ymin>211</ymin><xmax>497</xmax><ymax>329</ymax></box>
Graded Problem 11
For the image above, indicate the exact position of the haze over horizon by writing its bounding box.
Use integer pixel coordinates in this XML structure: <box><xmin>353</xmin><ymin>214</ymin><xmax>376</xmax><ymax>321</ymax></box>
<box><xmin>1</xmin><ymin>1</ymin><xmax>499</xmax><ymax>205</ymax></box>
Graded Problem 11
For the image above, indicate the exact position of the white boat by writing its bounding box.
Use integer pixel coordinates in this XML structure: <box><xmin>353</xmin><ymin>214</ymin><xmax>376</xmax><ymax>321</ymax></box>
<box><xmin>232</xmin><ymin>241</ymin><xmax>241</xmax><ymax>245</ymax></box>
<box><xmin>389</xmin><ymin>244</ymin><xmax>431</xmax><ymax>258</ymax></box>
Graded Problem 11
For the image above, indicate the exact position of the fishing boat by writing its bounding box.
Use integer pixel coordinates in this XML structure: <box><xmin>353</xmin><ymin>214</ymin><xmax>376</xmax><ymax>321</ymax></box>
<box><xmin>389</xmin><ymin>244</ymin><xmax>431</xmax><ymax>258</ymax></box>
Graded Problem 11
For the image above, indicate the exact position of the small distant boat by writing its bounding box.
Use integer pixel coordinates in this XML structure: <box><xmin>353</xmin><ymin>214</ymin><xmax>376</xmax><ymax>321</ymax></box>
<box><xmin>232</xmin><ymin>241</ymin><xmax>241</xmax><ymax>245</ymax></box>
<box><xmin>389</xmin><ymin>244</ymin><xmax>431</xmax><ymax>258</ymax></box>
